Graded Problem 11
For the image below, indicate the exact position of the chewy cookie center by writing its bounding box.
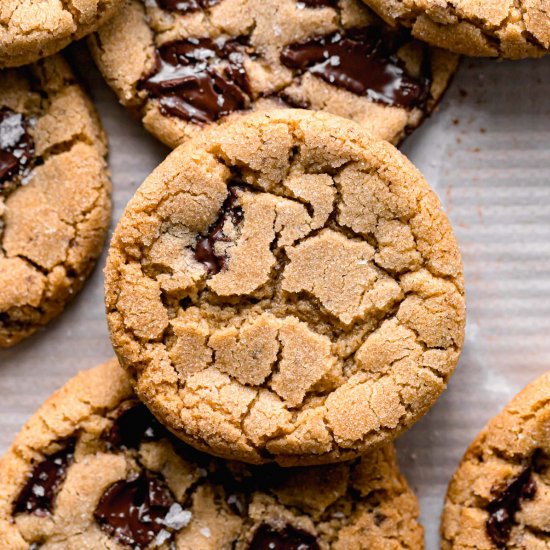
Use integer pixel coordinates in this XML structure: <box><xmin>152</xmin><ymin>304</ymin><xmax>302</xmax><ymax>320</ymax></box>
<box><xmin>143</xmin><ymin>171</ymin><xmax>411</xmax><ymax>407</ymax></box>
<box><xmin>173</xmin><ymin>178</ymin><xmax>403</xmax><ymax>324</ymax></box>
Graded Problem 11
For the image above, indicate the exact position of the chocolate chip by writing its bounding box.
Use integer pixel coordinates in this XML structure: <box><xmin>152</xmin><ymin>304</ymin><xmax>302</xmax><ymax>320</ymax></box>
<box><xmin>105</xmin><ymin>403</ymin><xmax>166</xmax><ymax>450</ymax></box>
<box><xmin>139</xmin><ymin>38</ymin><xmax>250</xmax><ymax>124</ymax></box>
<box><xmin>156</xmin><ymin>0</ymin><xmax>219</xmax><ymax>13</ymax></box>
<box><xmin>0</xmin><ymin>108</ymin><xmax>35</xmax><ymax>186</ymax></box>
<box><xmin>13</xmin><ymin>442</ymin><xmax>75</xmax><ymax>516</ymax></box>
<box><xmin>0</xmin><ymin>151</ymin><xmax>18</xmax><ymax>182</ymax></box>
<box><xmin>298</xmin><ymin>0</ymin><xmax>336</xmax><ymax>7</ymax></box>
<box><xmin>486</xmin><ymin>466</ymin><xmax>537</xmax><ymax>548</ymax></box>
<box><xmin>280</xmin><ymin>28</ymin><xmax>430</xmax><ymax>109</ymax></box>
<box><xmin>249</xmin><ymin>524</ymin><xmax>320</xmax><ymax>550</ymax></box>
<box><xmin>195</xmin><ymin>185</ymin><xmax>243</xmax><ymax>274</ymax></box>
<box><xmin>94</xmin><ymin>474</ymin><xmax>176</xmax><ymax>547</ymax></box>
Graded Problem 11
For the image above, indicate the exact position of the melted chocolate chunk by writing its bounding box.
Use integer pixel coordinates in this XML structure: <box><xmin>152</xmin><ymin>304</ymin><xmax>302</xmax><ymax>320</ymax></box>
<box><xmin>486</xmin><ymin>466</ymin><xmax>537</xmax><ymax>548</ymax></box>
<box><xmin>298</xmin><ymin>0</ymin><xmax>336</xmax><ymax>7</ymax></box>
<box><xmin>156</xmin><ymin>0</ymin><xmax>220</xmax><ymax>13</ymax></box>
<box><xmin>280</xmin><ymin>28</ymin><xmax>431</xmax><ymax>109</ymax></box>
<box><xmin>249</xmin><ymin>524</ymin><xmax>320</xmax><ymax>550</ymax></box>
<box><xmin>13</xmin><ymin>442</ymin><xmax>74</xmax><ymax>516</ymax></box>
<box><xmin>0</xmin><ymin>108</ymin><xmax>35</xmax><ymax>186</ymax></box>
<box><xmin>194</xmin><ymin>186</ymin><xmax>243</xmax><ymax>274</ymax></box>
<box><xmin>140</xmin><ymin>38</ymin><xmax>249</xmax><ymax>124</ymax></box>
<box><xmin>94</xmin><ymin>474</ymin><xmax>175</xmax><ymax>547</ymax></box>
<box><xmin>106</xmin><ymin>403</ymin><xmax>166</xmax><ymax>450</ymax></box>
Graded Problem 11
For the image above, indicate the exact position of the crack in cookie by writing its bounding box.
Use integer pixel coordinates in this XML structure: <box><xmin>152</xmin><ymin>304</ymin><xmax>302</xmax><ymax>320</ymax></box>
<box><xmin>104</xmin><ymin>110</ymin><xmax>465</xmax><ymax>465</ymax></box>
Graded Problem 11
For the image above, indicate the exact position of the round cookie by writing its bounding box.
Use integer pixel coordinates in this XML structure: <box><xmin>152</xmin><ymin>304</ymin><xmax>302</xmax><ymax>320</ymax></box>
<box><xmin>104</xmin><ymin>109</ymin><xmax>465</xmax><ymax>465</ymax></box>
<box><xmin>0</xmin><ymin>55</ymin><xmax>111</xmax><ymax>348</ymax></box>
<box><xmin>0</xmin><ymin>0</ymin><xmax>125</xmax><ymax>68</ymax></box>
<box><xmin>442</xmin><ymin>371</ymin><xmax>550</xmax><ymax>549</ymax></box>
<box><xmin>360</xmin><ymin>0</ymin><xmax>550</xmax><ymax>59</ymax></box>
<box><xmin>0</xmin><ymin>358</ymin><xmax>425</xmax><ymax>549</ymax></box>
<box><xmin>88</xmin><ymin>0</ymin><xmax>459</xmax><ymax>148</ymax></box>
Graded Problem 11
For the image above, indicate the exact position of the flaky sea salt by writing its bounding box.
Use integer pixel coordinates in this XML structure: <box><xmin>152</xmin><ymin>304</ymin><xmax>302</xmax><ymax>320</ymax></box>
<box><xmin>0</xmin><ymin>113</ymin><xmax>25</xmax><ymax>149</ymax></box>
<box><xmin>153</xmin><ymin>529</ymin><xmax>171</xmax><ymax>547</ymax></box>
<box><xmin>163</xmin><ymin>503</ymin><xmax>193</xmax><ymax>530</ymax></box>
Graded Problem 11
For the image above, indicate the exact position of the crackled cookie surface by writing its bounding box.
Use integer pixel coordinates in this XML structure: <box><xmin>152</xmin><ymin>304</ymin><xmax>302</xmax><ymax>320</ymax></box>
<box><xmin>0</xmin><ymin>358</ymin><xmax>424</xmax><ymax>549</ymax></box>
<box><xmin>0</xmin><ymin>0</ymin><xmax>124</xmax><ymax>68</ymax></box>
<box><xmin>442</xmin><ymin>371</ymin><xmax>550</xmax><ymax>549</ymax></box>
<box><xmin>105</xmin><ymin>110</ymin><xmax>465</xmax><ymax>465</ymax></box>
<box><xmin>89</xmin><ymin>0</ymin><xmax>458</xmax><ymax>148</ymax></box>
<box><xmin>0</xmin><ymin>55</ymin><xmax>111</xmax><ymax>347</ymax></box>
<box><xmin>361</xmin><ymin>0</ymin><xmax>550</xmax><ymax>59</ymax></box>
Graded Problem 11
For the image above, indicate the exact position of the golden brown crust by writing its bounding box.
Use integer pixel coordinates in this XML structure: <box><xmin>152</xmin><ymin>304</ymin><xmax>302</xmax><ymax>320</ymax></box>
<box><xmin>362</xmin><ymin>0</ymin><xmax>550</xmax><ymax>59</ymax></box>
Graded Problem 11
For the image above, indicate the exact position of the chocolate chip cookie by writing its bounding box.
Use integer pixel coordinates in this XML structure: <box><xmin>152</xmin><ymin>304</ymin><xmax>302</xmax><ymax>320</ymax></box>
<box><xmin>89</xmin><ymin>0</ymin><xmax>459</xmax><ymax>148</ymax></box>
<box><xmin>0</xmin><ymin>55</ymin><xmax>111</xmax><ymax>348</ymax></box>
<box><xmin>0</xmin><ymin>0</ymin><xmax>124</xmax><ymax>68</ymax></box>
<box><xmin>361</xmin><ymin>0</ymin><xmax>550</xmax><ymax>59</ymax></box>
<box><xmin>0</xmin><ymin>358</ymin><xmax>424</xmax><ymax>549</ymax></box>
<box><xmin>442</xmin><ymin>371</ymin><xmax>550</xmax><ymax>549</ymax></box>
<box><xmin>104</xmin><ymin>109</ymin><xmax>465</xmax><ymax>465</ymax></box>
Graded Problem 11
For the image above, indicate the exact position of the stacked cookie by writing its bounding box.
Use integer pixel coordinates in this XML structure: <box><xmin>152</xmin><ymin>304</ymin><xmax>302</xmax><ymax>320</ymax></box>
<box><xmin>0</xmin><ymin>108</ymin><xmax>465</xmax><ymax>548</ymax></box>
<box><xmin>0</xmin><ymin>0</ymin><xmax>549</xmax><ymax>549</ymax></box>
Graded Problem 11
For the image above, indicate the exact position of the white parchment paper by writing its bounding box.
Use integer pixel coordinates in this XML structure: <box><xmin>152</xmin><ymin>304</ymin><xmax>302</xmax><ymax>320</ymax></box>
<box><xmin>1</xmin><ymin>42</ymin><xmax>549</xmax><ymax>548</ymax></box>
